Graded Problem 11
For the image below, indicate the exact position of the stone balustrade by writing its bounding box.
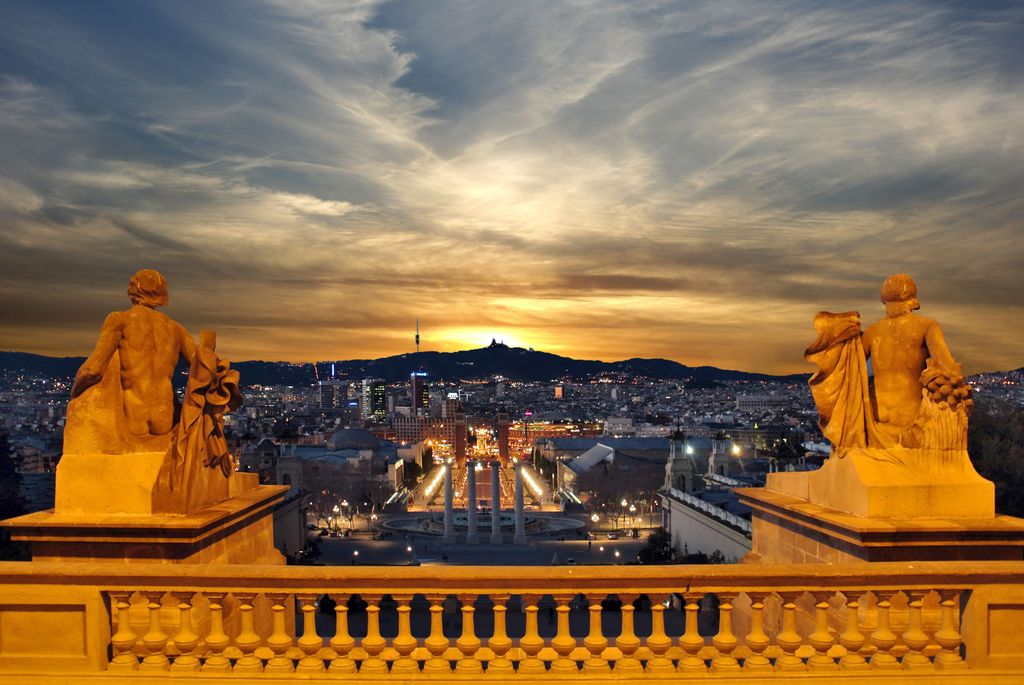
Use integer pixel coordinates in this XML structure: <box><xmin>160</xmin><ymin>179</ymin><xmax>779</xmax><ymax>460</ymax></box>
<box><xmin>0</xmin><ymin>560</ymin><xmax>1023</xmax><ymax>682</ymax></box>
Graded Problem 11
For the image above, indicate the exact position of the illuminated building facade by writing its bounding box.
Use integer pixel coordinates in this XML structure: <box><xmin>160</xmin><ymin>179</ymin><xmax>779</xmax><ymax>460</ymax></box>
<box><xmin>360</xmin><ymin>378</ymin><xmax>387</xmax><ymax>420</ymax></box>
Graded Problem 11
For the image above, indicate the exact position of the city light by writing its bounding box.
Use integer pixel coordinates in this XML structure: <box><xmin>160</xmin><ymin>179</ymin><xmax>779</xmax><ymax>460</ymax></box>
<box><xmin>519</xmin><ymin>466</ymin><xmax>544</xmax><ymax>497</ymax></box>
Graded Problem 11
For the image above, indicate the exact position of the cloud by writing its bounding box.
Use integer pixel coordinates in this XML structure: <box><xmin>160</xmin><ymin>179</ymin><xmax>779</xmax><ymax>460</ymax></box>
<box><xmin>0</xmin><ymin>0</ymin><xmax>1021</xmax><ymax>373</ymax></box>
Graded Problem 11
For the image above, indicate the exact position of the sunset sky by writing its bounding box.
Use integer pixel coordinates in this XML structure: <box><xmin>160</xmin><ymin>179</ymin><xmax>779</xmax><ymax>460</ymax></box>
<box><xmin>1</xmin><ymin>1</ymin><xmax>1021</xmax><ymax>374</ymax></box>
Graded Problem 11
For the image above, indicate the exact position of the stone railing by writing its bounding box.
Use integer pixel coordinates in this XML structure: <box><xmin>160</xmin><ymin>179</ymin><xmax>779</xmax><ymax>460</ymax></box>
<box><xmin>669</xmin><ymin>487</ymin><xmax>752</xmax><ymax>533</ymax></box>
<box><xmin>0</xmin><ymin>560</ymin><xmax>1023</xmax><ymax>682</ymax></box>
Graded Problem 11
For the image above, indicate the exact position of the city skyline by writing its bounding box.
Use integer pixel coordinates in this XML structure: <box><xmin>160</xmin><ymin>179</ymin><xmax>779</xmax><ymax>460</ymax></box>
<box><xmin>1</xmin><ymin>1</ymin><xmax>1022</xmax><ymax>374</ymax></box>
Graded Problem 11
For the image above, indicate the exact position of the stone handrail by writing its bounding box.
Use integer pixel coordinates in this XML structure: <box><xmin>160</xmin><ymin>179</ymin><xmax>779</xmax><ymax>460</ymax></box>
<box><xmin>669</xmin><ymin>487</ymin><xmax>752</xmax><ymax>533</ymax></box>
<box><xmin>1</xmin><ymin>560</ymin><xmax>1023</xmax><ymax>679</ymax></box>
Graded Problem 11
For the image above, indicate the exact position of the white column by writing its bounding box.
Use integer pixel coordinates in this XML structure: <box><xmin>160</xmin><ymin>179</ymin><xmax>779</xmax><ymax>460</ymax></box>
<box><xmin>490</xmin><ymin>461</ymin><xmax>502</xmax><ymax>544</ymax></box>
<box><xmin>514</xmin><ymin>461</ymin><xmax>526</xmax><ymax>544</ymax></box>
<box><xmin>466</xmin><ymin>461</ymin><xmax>479</xmax><ymax>544</ymax></box>
<box><xmin>442</xmin><ymin>463</ymin><xmax>455</xmax><ymax>544</ymax></box>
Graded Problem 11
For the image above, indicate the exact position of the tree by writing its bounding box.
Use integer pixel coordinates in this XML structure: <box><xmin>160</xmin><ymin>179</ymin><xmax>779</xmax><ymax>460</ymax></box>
<box><xmin>968</xmin><ymin>399</ymin><xmax>1024</xmax><ymax>517</ymax></box>
<box><xmin>0</xmin><ymin>433</ymin><xmax>28</xmax><ymax>561</ymax></box>
<box><xmin>0</xmin><ymin>433</ymin><xmax>23</xmax><ymax>520</ymax></box>
<box><xmin>576</xmin><ymin>458</ymin><xmax>664</xmax><ymax>529</ymax></box>
<box><xmin>637</xmin><ymin>527</ymin><xmax>673</xmax><ymax>564</ymax></box>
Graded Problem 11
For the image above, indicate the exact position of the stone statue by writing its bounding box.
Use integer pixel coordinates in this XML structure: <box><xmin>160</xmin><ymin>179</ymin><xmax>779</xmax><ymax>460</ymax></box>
<box><xmin>66</xmin><ymin>270</ymin><xmax>196</xmax><ymax>454</ymax></box>
<box><xmin>59</xmin><ymin>269</ymin><xmax>244</xmax><ymax>515</ymax></box>
<box><xmin>758</xmin><ymin>273</ymin><xmax>992</xmax><ymax>520</ymax></box>
<box><xmin>805</xmin><ymin>274</ymin><xmax>972</xmax><ymax>455</ymax></box>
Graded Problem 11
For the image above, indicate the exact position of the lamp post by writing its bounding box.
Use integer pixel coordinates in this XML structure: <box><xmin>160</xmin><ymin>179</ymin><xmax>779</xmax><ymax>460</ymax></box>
<box><xmin>590</xmin><ymin>512</ymin><xmax>599</xmax><ymax>534</ymax></box>
<box><xmin>332</xmin><ymin>505</ymin><xmax>340</xmax><ymax>534</ymax></box>
<box><xmin>629</xmin><ymin>504</ymin><xmax>636</xmax><ymax>531</ymax></box>
<box><xmin>620</xmin><ymin>498</ymin><xmax>628</xmax><ymax>530</ymax></box>
<box><xmin>341</xmin><ymin>500</ymin><xmax>350</xmax><ymax>532</ymax></box>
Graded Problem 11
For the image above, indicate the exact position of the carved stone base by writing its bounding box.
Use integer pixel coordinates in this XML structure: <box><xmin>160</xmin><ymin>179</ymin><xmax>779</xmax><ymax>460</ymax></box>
<box><xmin>736</xmin><ymin>486</ymin><xmax>1024</xmax><ymax>563</ymax></box>
<box><xmin>2</xmin><ymin>483</ymin><xmax>288</xmax><ymax>564</ymax></box>
<box><xmin>765</xmin><ymin>447</ymin><xmax>994</xmax><ymax>519</ymax></box>
<box><xmin>55</xmin><ymin>450</ymin><xmax>253</xmax><ymax>516</ymax></box>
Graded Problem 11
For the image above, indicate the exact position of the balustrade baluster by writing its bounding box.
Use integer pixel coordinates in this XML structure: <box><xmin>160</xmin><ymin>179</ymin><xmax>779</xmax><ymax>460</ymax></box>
<box><xmin>933</xmin><ymin>590</ymin><xmax>966</xmax><ymax>669</ymax></box>
<box><xmin>615</xmin><ymin>595</ymin><xmax>643</xmax><ymax>673</ymax></box>
<box><xmin>139</xmin><ymin>591</ymin><xmax>169</xmax><ymax>671</ymax></box>
<box><xmin>743</xmin><ymin>592</ymin><xmax>771</xmax><ymax>672</ymax></box>
<box><xmin>169</xmin><ymin>592</ymin><xmax>200</xmax><ymax>672</ymax></box>
<box><xmin>487</xmin><ymin>595</ymin><xmax>515</xmax><ymax>675</ymax></box>
<box><xmin>455</xmin><ymin>594</ymin><xmax>483</xmax><ymax>673</ymax></box>
<box><xmin>390</xmin><ymin>595</ymin><xmax>419</xmax><ymax>676</ymax></box>
<box><xmin>868</xmin><ymin>591</ymin><xmax>900</xmax><ymax>670</ymax></box>
<box><xmin>295</xmin><ymin>594</ymin><xmax>325</xmax><ymax>674</ymax></box>
<box><xmin>807</xmin><ymin>591</ymin><xmax>838</xmax><ymax>670</ymax></box>
<box><xmin>838</xmin><ymin>591</ymin><xmax>868</xmax><ymax>669</ymax></box>
<box><xmin>518</xmin><ymin>595</ymin><xmax>546</xmax><ymax>674</ymax></box>
<box><xmin>423</xmin><ymin>595</ymin><xmax>452</xmax><ymax>674</ymax></box>
<box><xmin>200</xmin><ymin>592</ymin><xmax>231</xmax><ymax>673</ymax></box>
<box><xmin>583</xmin><ymin>598</ymin><xmax>609</xmax><ymax>673</ymax></box>
<box><xmin>232</xmin><ymin>592</ymin><xmax>264</xmax><ymax>674</ymax></box>
<box><xmin>646</xmin><ymin>595</ymin><xmax>674</xmax><ymax>674</ymax></box>
<box><xmin>678</xmin><ymin>593</ymin><xmax>706</xmax><ymax>673</ymax></box>
<box><xmin>901</xmin><ymin>590</ymin><xmax>933</xmax><ymax>670</ymax></box>
<box><xmin>108</xmin><ymin>591</ymin><xmax>138</xmax><ymax>672</ymax></box>
<box><xmin>550</xmin><ymin>595</ymin><xmax>577</xmax><ymax>673</ymax></box>
<box><xmin>775</xmin><ymin>591</ymin><xmax>806</xmax><ymax>671</ymax></box>
<box><xmin>264</xmin><ymin>592</ymin><xmax>295</xmax><ymax>673</ymax></box>
<box><xmin>328</xmin><ymin>594</ymin><xmax>356</xmax><ymax>675</ymax></box>
<box><xmin>711</xmin><ymin>593</ymin><xmax>741</xmax><ymax>672</ymax></box>
<box><xmin>359</xmin><ymin>595</ymin><xmax>388</xmax><ymax>674</ymax></box>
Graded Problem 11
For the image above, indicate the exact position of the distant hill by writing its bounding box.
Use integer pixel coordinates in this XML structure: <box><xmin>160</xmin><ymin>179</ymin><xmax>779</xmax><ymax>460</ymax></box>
<box><xmin>0</xmin><ymin>344</ymin><xmax>809</xmax><ymax>386</ymax></box>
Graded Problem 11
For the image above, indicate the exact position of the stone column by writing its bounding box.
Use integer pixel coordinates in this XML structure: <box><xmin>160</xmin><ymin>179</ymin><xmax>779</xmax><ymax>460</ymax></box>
<box><xmin>442</xmin><ymin>463</ymin><xmax>455</xmax><ymax>544</ymax></box>
<box><xmin>465</xmin><ymin>461</ymin><xmax>479</xmax><ymax>544</ymax></box>
<box><xmin>490</xmin><ymin>461</ymin><xmax>502</xmax><ymax>544</ymax></box>
<box><xmin>514</xmin><ymin>462</ymin><xmax>527</xmax><ymax>544</ymax></box>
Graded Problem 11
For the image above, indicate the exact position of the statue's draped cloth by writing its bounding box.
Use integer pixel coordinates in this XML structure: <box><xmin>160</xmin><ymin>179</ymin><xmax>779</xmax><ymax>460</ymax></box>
<box><xmin>804</xmin><ymin>311</ymin><xmax>873</xmax><ymax>452</ymax></box>
<box><xmin>170</xmin><ymin>333</ymin><xmax>242</xmax><ymax>491</ymax></box>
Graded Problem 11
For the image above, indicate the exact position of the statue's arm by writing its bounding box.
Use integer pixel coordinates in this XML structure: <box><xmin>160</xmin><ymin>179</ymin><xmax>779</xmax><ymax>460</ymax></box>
<box><xmin>925</xmin><ymin>320</ymin><xmax>958</xmax><ymax>372</ymax></box>
<box><xmin>71</xmin><ymin>312</ymin><xmax>124</xmax><ymax>398</ymax></box>
<box><xmin>861</xmin><ymin>324</ymin><xmax>876</xmax><ymax>360</ymax></box>
<box><xmin>178</xmin><ymin>324</ymin><xmax>197</xmax><ymax>366</ymax></box>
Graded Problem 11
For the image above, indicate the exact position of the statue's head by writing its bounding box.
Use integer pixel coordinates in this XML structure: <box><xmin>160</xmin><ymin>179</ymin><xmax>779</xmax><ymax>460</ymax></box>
<box><xmin>127</xmin><ymin>269</ymin><xmax>169</xmax><ymax>308</ymax></box>
<box><xmin>880</xmin><ymin>273</ymin><xmax>920</xmax><ymax>316</ymax></box>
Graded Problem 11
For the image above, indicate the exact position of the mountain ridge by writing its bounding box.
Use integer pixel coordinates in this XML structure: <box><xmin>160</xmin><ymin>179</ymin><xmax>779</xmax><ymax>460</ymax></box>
<box><xmin>0</xmin><ymin>345</ymin><xmax>812</xmax><ymax>386</ymax></box>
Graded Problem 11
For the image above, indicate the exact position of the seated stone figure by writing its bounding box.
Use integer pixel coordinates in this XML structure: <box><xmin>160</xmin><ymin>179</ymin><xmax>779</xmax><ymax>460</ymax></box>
<box><xmin>806</xmin><ymin>273</ymin><xmax>972</xmax><ymax>453</ymax></box>
<box><xmin>60</xmin><ymin>269</ymin><xmax>243</xmax><ymax>514</ymax></box>
<box><xmin>66</xmin><ymin>270</ymin><xmax>196</xmax><ymax>454</ymax></box>
<box><xmin>795</xmin><ymin>273</ymin><xmax>990</xmax><ymax>518</ymax></box>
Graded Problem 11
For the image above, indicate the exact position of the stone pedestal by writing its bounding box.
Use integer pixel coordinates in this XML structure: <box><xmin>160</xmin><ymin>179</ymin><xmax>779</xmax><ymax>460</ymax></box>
<box><xmin>3</xmin><ymin>475</ymin><xmax>288</xmax><ymax>564</ymax></box>
<box><xmin>766</xmin><ymin>447</ymin><xmax>994</xmax><ymax>519</ymax></box>
<box><xmin>735</xmin><ymin>444</ymin><xmax>1023</xmax><ymax>564</ymax></box>
<box><xmin>736</xmin><ymin>486</ymin><xmax>1024</xmax><ymax>564</ymax></box>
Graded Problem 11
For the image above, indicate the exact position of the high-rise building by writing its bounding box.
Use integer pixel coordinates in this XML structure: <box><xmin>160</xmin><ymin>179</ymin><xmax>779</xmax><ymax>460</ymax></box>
<box><xmin>361</xmin><ymin>379</ymin><xmax>387</xmax><ymax>420</ymax></box>
<box><xmin>319</xmin><ymin>379</ymin><xmax>344</xmax><ymax>409</ymax></box>
<box><xmin>410</xmin><ymin>371</ymin><xmax>429</xmax><ymax>415</ymax></box>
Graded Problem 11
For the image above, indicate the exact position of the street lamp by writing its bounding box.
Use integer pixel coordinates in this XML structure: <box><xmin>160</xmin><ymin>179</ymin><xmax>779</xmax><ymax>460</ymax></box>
<box><xmin>629</xmin><ymin>504</ymin><xmax>636</xmax><ymax>530</ymax></box>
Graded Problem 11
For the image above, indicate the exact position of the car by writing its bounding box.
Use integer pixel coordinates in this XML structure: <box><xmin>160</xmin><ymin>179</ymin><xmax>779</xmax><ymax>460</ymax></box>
<box><xmin>566</xmin><ymin>557</ymin><xmax>576</xmax><ymax>565</ymax></box>
<box><xmin>606</xmin><ymin>532</ymin><xmax>619</xmax><ymax>540</ymax></box>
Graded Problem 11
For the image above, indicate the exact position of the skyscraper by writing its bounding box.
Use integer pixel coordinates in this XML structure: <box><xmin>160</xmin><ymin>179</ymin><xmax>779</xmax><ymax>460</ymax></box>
<box><xmin>361</xmin><ymin>379</ymin><xmax>387</xmax><ymax>421</ymax></box>
<box><xmin>410</xmin><ymin>371</ymin><xmax>429</xmax><ymax>415</ymax></box>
